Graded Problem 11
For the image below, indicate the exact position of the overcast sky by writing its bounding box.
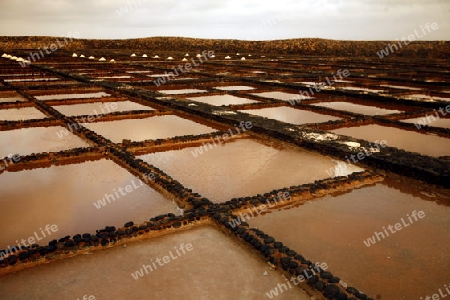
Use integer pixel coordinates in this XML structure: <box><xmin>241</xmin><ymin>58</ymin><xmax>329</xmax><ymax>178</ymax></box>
<box><xmin>0</xmin><ymin>0</ymin><xmax>448</xmax><ymax>41</ymax></box>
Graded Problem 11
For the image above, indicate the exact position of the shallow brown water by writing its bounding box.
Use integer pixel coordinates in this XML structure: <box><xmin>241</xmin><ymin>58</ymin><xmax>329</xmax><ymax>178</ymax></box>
<box><xmin>0</xmin><ymin>159</ymin><xmax>178</xmax><ymax>249</ymax></box>
<box><xmin>0</xmin><ymin>107</ymin><xmax>48</xmax><ymax>121</ymax></box>
<box><xmin>239</xmin><ymin>106</ymin><xmax>341</xmax><ymax>125</ymax></box>
<box><xmin>83</xmin><ymin>115</ymin><xmax>216</xmax><ymax>143</ymax></box>
<box><xmin>139</xmin><ymin>138</ymin><xmax>363</xmax><ymax>202</ymax></box>
<box><xmin>188</xmin><ymin>95</ymin><xmax>259</xmax><ymax>106</ymax></box>
<box><xmin>0</xmin><ymin>227</ymin><xmax>309</xmax><ymax>300</ymax></box>
<box><xmin>0</xmin><ymin>126</ymin><xmax>90</xmax><ymax>158</ymax></box>
<box><xmin>331</xmin><ymin>124</ymin><xmax>450</xmax><ymax>157</ymax></box>
<box><xmin>400</xmin><ymin>116</ymin><xmax>450</xmax><ymax>129</ymax></box>
<box><xmin>213</xmin><ymin>86</ymin><xmax>256</xmax><ymax>91</ymax></box>
<box><xmin>0</xmin><ymin>97</ymin><xmax>26</xmax><ymax>103</ymax></box>
<box><xmin>248</xmin><ymin>178</ymin><xmax>450</xmax><ymax>299</ymax></box>
<box><xmin>159</xmin><ymin>89</ymin><xmax>207</xmax><ymax>95</ymax></box>
<box><xmin>0</xmin><ymin>91</ymin><xmax>26</xmax><ymax>103</ymax></box>
<box><xmin>4</xmin><ymin>77</ymin><xmax>60</xmax><ymax>82</ymax></box>
<box><xmin>311</xmin><ymin>101</ymin><xmax>402</xmax><ymax>115</ymax></box>
<box><xmin>251</xmin><ymin>91</ymin><xmax>313</xmax><ymax>101</ymax></box>
<box><xmin>52</xmin><ymin>101</ymin><xmax>154</xmax><ymax>116</ymax></box>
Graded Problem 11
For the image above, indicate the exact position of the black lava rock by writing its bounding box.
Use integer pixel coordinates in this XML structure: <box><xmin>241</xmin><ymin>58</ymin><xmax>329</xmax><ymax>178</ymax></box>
<box><xmin>325</xmin><ymin>284</ymin><xmax>340</xmax><ymax>297</ymax></box>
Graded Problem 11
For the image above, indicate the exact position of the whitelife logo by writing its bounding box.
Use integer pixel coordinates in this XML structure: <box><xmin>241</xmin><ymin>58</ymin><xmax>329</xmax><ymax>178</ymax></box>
<box><xmin>190</xmin><ymin>121</ymin><xmax>252</xmax><ymax>158</ymax></box>
<box><xmin>265</xmin><ymin>262</ymin><xmax>328</xmax><ymax>298</ymax></box>
<box><xmin>414</xmin><ymin>104</ymin><xmax>450</xmax><ymax>129</ymax></box>
<box><xmin>56</xmin><ymin>102</ymin><xmax>119</xmax><ymax>139</ymax></box>
<box><xmin>288</xmin><ymin>69</ymin><xmax>350</xmax><ymax>105</ymax></box>
<box><xmin>376</xmin><ymin>22</ymin><xmax>439</xmax><ymax>58</ymax></box>
<box><xmin>420</xmin><ymin>283</ymin><xmax>450</xmax><ymax>300</ymax></box>
<box><xmin>131</xmin><ymin>243</ymin><xmax>193</xmax><ymax>280</ymax></box>
<box><xmin>18</xmin><ymin>31</ymin><xmax>80</xmax><ymax>67</ymax></box>
<box><xmin>0</xmin><ymin>224</ymin><xmax>59</xmax><ymax>260</ymax></box>
<box><xmin>228</xmin><ymin>192</ymin><xmax>290</xmax><ymax>228</ymax></box>
<box><xmin>0</xmin><ymin>154</ymin><xmax>20</xmax><ymax>171</ymax></box>
<box><xmin>93</xmin><ymin>173</ymin><xmax>156</xmax><ymax>209</ymax></box>
<box><xmin>363</xmin><ymin>210</ymin><xmax>425</xmax><ymax>247</ymax></box>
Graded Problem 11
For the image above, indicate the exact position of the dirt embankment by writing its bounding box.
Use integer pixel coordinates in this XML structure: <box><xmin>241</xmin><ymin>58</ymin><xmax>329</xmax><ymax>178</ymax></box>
<box><xmin>0</xmin><ymin>36</ymin><xmax>449</xmax><ymax>58</ymax></box>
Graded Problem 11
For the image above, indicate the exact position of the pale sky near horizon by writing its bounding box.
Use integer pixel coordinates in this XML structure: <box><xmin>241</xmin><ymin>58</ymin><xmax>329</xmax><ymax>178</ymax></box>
<box><xmin>0</xmin><ymin>0</ymin><xmax>448</xmax><ymax>41</ymax></box>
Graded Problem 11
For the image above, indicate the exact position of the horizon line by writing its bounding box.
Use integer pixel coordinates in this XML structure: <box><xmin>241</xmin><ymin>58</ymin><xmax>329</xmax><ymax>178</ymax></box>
<box><xmin>0</xmin><ymin>35</ymin><xmax>448</xmax><ymax>42</ymax></box>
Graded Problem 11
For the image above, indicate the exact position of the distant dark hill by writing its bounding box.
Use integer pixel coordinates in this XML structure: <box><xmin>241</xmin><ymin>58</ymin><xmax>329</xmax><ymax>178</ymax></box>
<box><xmin>0</xmin><ymin>36</ymin><xmax>448</xmax><ymax>58</ymax></box>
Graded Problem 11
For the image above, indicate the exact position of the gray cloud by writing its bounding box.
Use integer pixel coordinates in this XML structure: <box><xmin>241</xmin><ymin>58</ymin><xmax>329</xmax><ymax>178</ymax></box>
<box><xmin>0</xmin><ymin>0</ymin><xmax>448</xmax><ymax>40</ymax></box>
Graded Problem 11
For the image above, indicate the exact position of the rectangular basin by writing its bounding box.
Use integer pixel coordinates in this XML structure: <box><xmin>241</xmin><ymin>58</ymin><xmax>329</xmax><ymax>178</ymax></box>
<box><xmin>0</xmin><ymin>126</ymin><xmax>90</xmax><ymax>158</ymax></box>
<box><xmin>0</xmin><ymin>159</ymin><xmax>178</xmax><ymax>250</ymax></box>
<box><xmin>331</xmin><ymin>124</ymin><xmax>450</xmax><ymax>157</ymax></box>
<box><xmin>248</xmin><ymin>179</ymin><xmax>450</xmax><ymax>299</ymax></box>
<box><xmin>52</xmin><ymin>101</ymin><xmax>154</xmax><ymax>116</ymax></box>
<box><xmin>83</xmin><ymin>115</ymin><xmax>217</xmax><ymax>143</ymax></box>
<box><xmin>239</xmin><ymin>106</ymin><xmax>341</xmax><ymax>125</ymax></box>
<box><xmin>0</xmin><ymin>226</ymin><xmax>310</xmax><ymax>299</ymax></box>
<box><xmin>139</xmin><ymin>138</ymin><xmax>363</xmax><ymax>203</ymax></box>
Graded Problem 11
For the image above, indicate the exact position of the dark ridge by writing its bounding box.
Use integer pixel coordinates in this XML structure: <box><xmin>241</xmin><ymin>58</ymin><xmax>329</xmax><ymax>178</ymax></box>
<box><xmin>1</xmin><ymin>36</ymin><xmax>449</xmax><ymax>58</ymax></box>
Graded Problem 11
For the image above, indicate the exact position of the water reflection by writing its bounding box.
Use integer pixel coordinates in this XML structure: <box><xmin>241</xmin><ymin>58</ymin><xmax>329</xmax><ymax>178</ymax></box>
<box><xmin>0</xmin><ymin>107</ymin><xmax>47</xmax><ymax>121</ymax></box>
<box><xmin>239</xmin><ymin>106</ymin><xmax>341</xmax><ymax>125</ymax></box>
<box><xmin>213</xmin><ymin>86</ymin><xmax>256</xmax><ymax>91</ymax></box>
<box><xmin>83</xmin><ymin>115</ymin><xmax>217</xmax><ymax>143</ymax></box>
<box><xmin>312</xmin><ymin>101</ymin><xmax>401</xmax><ymax>115</ymax></box>
<box><xmin>0</xmin><ymin>126</ymin><xmax>90</xmax><ymax>158</ymax></box>
<box><xmin>139</xmin><ymin>138</ymin><xmax>364</xmax><ymax>202</ymax></box>
<box><xmin>251</xmin><ymin>91</ymin><xmax>313</xmax><ymax>101</ymax></box>
<box><xmin>332</xmin><ymin>124</ymin><xmax>450</xmax><ymax>157</ymax></box>
<box><xmin>188</xmin><ymin>95</ymin><xmax>259</xmax><ymax>106</ymax></box>
<box><xmin>52</xmin><ymin>101</ymin><xmax>154</xmax><ymax>116</ymax></box>
<box><xmin>35</xmin><ymin>92</ymin><xmax>111</xmax><ymax>101</ymax></box>
<box><xmin>0</xmin><ymin>159</ymin><xmax>177</xmax><ymax>249</ymax></box>
<box><xmin>248</xmin><ymin>177</ymin><xmax>450</xmax><ymax>299</ymax></box>
<box><xmin>159</xmin><ymin>89</ymin><xmax>207</xmax><ymax>95</ymax></box>
<box><xmin>0</xmin><ymin>227</ymin><xmax>310</xmax><ymax>299</ymax></box>
<box><xmin>400</xmin><ymin>116</ymin><xmax>450</xmax><ymax>129</ymax></box>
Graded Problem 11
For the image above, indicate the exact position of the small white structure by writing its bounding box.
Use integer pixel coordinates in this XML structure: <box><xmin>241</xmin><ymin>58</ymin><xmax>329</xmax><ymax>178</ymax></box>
<box><xmin>236</xmin><ymin>53</ymin><xmax>240</xmax><ymax>55</ymax></box>
<box><xmin>1</xmin><ymin>53</ymin><xmax>8</xmax><ymax>58</ymax></box>
<box><xmin>99</xmin><ymin>57</ymin><xmax>106</xmax><ymax>62</ymax></box>
<box><xmin>167</xmin><ymin>56</ymin><xmax>174</xmax><ymax>60</ymax></box>
<box><xmin>182</xmin><ymin>58</ymin><xmax>188</xmax><ymax>62</ymax></box>
<box><xmin>196</xmin><ymin>54</ymin><xmax>202</xmax><ymax>58</ymax></box>
<box><xmin>241</xmin><ymin>57</ymin><xmax>246</xmax><ymax>60</ymax></box>
<box><xmin>89</xmin><ymin>56</ymin><xmax>95</xmax><ymax>60</ymax></box>
<box><xmin>225</xmin><ymin>56</ymin><xmax>231</xmax><ymax>60</ymax></box>
<box><xmin>10</xmin><ymin>56</ymin><xmax>18</xmax><ymax>60</ymax></box>
<box><xmin>185</xmin><ymin>53</ymin><xmax>189</xmax><ymax>57</ymax></box>
<box><xmin>110</xmin><ymin>59</ymin><xmax>116</xmax><ymax>63</ymax></box>
<box><xmin>16</xmin><ymin>57</ymin><xmax>25</xmax><ymax>62</ymax></box>
<box><xmin>153</xmin><ymin>55</ymin><xmax>160</xmax><ymax>59</ymax></box>
<box><xmin>72</xmin><ymin>53</ymin><xmax>78</xmax><ymax>57</ymax></box>
<box><xmin>142</xmin><ymin>54</ymin><xmax>147</xmax><ymax>57</ymax></box>
<box><xmin>131</xmin><ymin>53</ymin><xmax>137</xmax><ymax>57</ymax></box>
<box><xmin>80</xmin><ymin>54</ymin><xmax>85</xmax><ymax>58</ymax></box>
<box><xmin>248</xmin><ymin>54</ymin><xmax>252</xmax><ymax>57</ymax></box>
<box><xmin>210</xmin><ymin>54</ymin><xmax>216</xmax><ymax>58</ymax></box>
